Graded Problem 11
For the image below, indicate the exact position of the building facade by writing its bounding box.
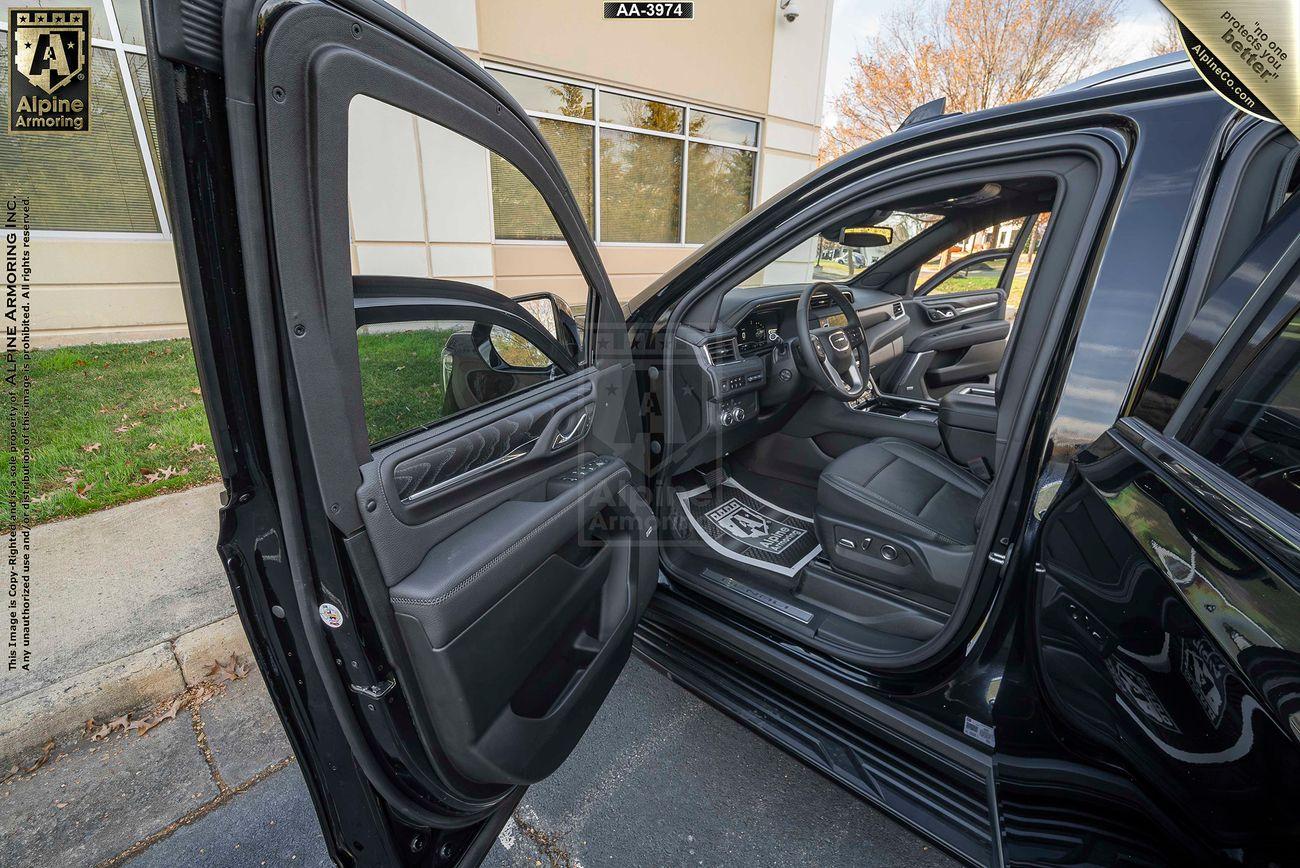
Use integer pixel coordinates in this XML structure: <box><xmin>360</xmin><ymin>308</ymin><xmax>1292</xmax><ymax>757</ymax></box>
<box><xmin>7</xmin><ymin>0</ymin><xmax>834</xmax><ymax>346</ymax></box>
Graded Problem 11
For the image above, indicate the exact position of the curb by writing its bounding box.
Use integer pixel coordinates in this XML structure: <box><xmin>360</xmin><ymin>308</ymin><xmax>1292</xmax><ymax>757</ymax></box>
<box><xmin>0</xmin><ymin>613</ymin><xmax>253</xmax><ymax>764</ymax></box>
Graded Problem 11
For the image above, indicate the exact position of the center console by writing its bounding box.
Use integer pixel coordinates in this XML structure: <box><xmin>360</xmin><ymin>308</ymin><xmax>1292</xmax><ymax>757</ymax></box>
<box><xmin>937</xmin><ymin>385</ymin><xmax>997</xmax><ymax>467</ymax></box>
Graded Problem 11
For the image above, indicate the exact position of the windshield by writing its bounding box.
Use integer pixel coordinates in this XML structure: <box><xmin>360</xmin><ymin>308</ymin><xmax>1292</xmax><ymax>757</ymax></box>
<box><xmin>741</xmin><ymin>210</ymin><xmax>940</xmax><ymax>287</ymax></box>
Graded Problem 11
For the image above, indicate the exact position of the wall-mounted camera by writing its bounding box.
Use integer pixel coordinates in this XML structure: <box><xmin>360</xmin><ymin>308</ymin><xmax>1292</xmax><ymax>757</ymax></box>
<box><xmin>780</xmin><ymin>0</ymin><xmax>800</xmax><ymax>23</ymax></box>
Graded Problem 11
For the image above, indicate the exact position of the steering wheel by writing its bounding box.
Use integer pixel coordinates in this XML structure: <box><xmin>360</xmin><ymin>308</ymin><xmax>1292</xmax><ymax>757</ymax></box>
<box><xmin>795</xmin><ymin>282</ymin><xmax>870</xmax><ymax>401</ymax></box>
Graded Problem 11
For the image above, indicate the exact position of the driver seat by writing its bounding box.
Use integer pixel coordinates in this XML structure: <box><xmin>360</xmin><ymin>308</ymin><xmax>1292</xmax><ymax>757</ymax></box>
<box><xmin>815</xmin><ymin>438</ymin><xmax>987</xmax><ymax>607</ymax></box>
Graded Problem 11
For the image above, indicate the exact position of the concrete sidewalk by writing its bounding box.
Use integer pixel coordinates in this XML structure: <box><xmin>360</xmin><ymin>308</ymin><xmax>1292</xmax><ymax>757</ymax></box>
<box><xmin>1</xmin><ymin>484</ymin><xmax>248</xmax><ymax>762</ymax></box>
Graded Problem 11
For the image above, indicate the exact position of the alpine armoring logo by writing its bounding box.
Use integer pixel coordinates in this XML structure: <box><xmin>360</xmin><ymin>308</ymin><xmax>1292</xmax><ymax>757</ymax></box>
<box><xmin>8</xmin><ymin>8</ymin><xmax>91</xmax><ymax>133</ymax></box>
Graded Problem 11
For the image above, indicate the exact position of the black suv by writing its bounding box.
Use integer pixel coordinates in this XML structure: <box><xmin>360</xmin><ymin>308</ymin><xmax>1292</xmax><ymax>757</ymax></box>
<box><xmin>147</xmin><ymin>0</ymin><xmax>1300</xmax><ymax>864</ymax></box>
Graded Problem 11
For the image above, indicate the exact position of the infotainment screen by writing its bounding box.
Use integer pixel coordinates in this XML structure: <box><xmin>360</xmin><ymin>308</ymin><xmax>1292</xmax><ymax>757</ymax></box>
<box><xmin>736</xmin><ymin>311</ymin><xmax>779</xmax><ymax>354</ymax></box>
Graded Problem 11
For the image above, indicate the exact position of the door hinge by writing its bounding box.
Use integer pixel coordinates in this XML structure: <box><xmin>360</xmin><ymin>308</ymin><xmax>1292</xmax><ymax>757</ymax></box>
<box><xmin>349</xmin><ymin>675</ymin><xmax>396</xmax><ymax>699</ymax></box>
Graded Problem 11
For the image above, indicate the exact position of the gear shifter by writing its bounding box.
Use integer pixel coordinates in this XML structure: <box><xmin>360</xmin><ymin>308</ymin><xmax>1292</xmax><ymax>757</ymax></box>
<box><xmin>848</xmin><ymin>372</ymin><xmax>878</xmax><ymax>410</ymax></box>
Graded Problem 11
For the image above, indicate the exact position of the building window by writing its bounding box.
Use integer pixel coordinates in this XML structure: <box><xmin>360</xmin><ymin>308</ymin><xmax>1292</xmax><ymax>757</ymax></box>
<box><xmin>488</xmin><ymin>66</ymin><xmax>760</xmax><ymax>246</ymax></box>
<box><xmin>0</xmin><ymin>0</ymin><xmax>167</xmax><ymax>235</ymax></box>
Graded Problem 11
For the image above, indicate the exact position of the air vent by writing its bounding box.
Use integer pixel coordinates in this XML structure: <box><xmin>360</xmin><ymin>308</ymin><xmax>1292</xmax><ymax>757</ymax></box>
<box><xmin>891</xmin><ymin>301</ymin><xmax>905</xmax><ymax>319</ymax></box>
<box><xmin>704</xmin><ymin>337</ymin><xmax>738</xmax><ymax>365</ymax></box>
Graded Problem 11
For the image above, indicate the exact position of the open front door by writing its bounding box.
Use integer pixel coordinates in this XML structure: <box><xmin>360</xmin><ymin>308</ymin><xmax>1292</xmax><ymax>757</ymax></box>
<box><xmin>147</xmin><ymin>0</ymin><xmax>657</xmax><ymax>862</ymax></box>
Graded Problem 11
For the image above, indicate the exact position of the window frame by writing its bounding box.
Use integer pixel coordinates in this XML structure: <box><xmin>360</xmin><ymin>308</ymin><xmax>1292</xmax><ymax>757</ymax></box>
<box><xmin>482</xmin><ymin>61</ymin><xmax>761</xmax><ymax>248</ymax></box>
<box><xmin>0</xmin><ymin>0</ymin><xmax>169</xmax><ymax>238</ymax></box>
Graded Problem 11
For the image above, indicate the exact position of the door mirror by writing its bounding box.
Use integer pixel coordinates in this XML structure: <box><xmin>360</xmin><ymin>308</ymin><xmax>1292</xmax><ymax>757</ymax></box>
<box><xmin>511</xmin><ymin>291</ymin><xmax>583</xmax><ymax>359</ymax></box>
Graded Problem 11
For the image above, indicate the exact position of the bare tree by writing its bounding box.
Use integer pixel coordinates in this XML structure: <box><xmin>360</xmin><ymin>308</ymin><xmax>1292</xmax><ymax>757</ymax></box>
<box><xmin>1149</xmin><ymin>14</ymin><xmax>1182</xmax><ymax>57</ymax></box>
<box><xmin>822</xmin><ymin>0</ymin><xmax>1120</xmax><ymax>160</ymax></box>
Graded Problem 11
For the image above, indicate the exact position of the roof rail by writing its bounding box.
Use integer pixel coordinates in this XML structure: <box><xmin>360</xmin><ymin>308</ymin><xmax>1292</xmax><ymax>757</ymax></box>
<box><xmin>1052</xmin><ymin>51</ymin><xmax>1191</xmax><ymax>95</ymax></box>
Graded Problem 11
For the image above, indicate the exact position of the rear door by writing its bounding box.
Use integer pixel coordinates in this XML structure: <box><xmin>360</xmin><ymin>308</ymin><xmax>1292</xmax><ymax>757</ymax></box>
<box><xmin>1029</xmin><ymin>196</ymin><xmax>1300</xmax><ymax>861</ymax></box>
<box><xmin>147</xmin><ymin>0</ymin><xmax>657</xmax><ymax>863</ymax></box>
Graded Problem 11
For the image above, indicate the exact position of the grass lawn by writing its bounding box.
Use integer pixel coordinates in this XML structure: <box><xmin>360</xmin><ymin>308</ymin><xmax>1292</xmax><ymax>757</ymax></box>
<box><xmin>23</xmin><ymin>340</ymin><xmax>220</xmax><ymax>525</ymax></box>
<box><xmin>20</xmin><ymin>329</ymin><xmax>466</xmax><ymax>525</ymax></box>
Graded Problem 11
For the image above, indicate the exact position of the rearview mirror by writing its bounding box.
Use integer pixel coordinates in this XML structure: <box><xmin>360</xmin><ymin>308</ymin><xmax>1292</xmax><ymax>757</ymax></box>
<box><xmin>821</xmin><ymin>225</ymin><xmax>894</xmax><ymax>248</ymax></box>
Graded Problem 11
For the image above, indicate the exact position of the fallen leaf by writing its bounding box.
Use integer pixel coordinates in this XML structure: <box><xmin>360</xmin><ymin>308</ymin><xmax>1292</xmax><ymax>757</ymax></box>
<box><xmin>187</xmin><ymin>443</ymin><xmax>207</xmax><ymax>453</ymax></box>
<box><xmin>113</xmin><ymin>425</ymin><xmax>130</xmax><ymax>434</ymax></box>
<box><xmin>146</xmin><ymin>443</ymin><xmax>159</xmax><ymax>451</ymax></box>
<box><xmin>158</xmin><ymin>466</ymin><xmax>179</xmax><ymax>480</ymax></box>
<box><xmin>81</xmin><ymin>443</ymin><xmax>101</xmax><ymax>454</ymax></box>
<box><xmin>0</xmin><ymin>740</ymin><xmax>56</xmax><ymax>784</ymax></box>
<box><xmin>190</xmin><ymin>387</ymin><xmax>202</xmax><ymax>395</ymax></box>
<box><xmin>73</xmin><ymin>483</ymin><xmax>94</xmax><ymax>500</ymax></box>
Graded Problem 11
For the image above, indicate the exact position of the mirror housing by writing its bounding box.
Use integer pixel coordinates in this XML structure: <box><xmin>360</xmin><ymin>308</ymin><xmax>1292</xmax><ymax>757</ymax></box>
<box><xmin>821</xmin><ymin>225</ymin><xmax>894</xmax><ymax>248</ymax></box>
<box><xmin>511</xmin><ymin>292</ymin><xmax>583</xmax><ymax>359</ymax></box>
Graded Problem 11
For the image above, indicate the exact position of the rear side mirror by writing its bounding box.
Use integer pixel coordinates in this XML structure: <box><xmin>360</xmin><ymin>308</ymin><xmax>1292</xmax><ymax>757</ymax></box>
<box><xmin>821</xmin><ymin>225</ymin><xmax>894</xmax><ymax>248</ymax></box>
<box><xmin>511</xmin><ymin>292</ymin><xmax>583</xmax><ymax>359</ymax></box>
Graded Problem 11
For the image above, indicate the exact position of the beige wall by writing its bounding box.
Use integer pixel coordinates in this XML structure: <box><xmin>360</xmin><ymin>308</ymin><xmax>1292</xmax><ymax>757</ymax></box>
<box><xmin>478</xmin><ymin>0</ymin><xmax>776</xmax><ymax>117</ymax></box>
<box><xmin>34</xmin><ymin>0</ymin><xmax>832</xmax><ymax>347</ymax></box>
<box><xmin>32</xmin><ymin>238</ymin><xmax>184</xmax><ymax>347</ymax></box>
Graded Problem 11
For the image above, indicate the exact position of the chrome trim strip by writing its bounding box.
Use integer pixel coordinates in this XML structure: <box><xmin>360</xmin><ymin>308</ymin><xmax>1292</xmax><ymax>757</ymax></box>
<box><xmin>699</xmin><ymin>568</ymin><xmax>815</xmax><ymax>624</ymax></box>
<box><xmin>1117</xmin><ymin>417</ymin><xmax>1300</xmax><ymax>564</ymax></box>
<box><xmin>952</xmin><ymin>301</ymin><xmax>999</xmax><ymax>315</ymax></box>
<box><xmin>403</xmin><ymin>438</ymin><xmax>538</xmax><ymax>504</ymax></box>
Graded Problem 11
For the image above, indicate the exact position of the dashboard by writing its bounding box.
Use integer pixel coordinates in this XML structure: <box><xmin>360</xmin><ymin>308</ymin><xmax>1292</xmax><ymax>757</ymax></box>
<box><xmin>736</xmin><ymin>310</ymin><xmax>780</xmax><ymax>355</ymax></box>
<box><xmin>670</xmin><ymin>282</ymin><xmax>913</xmax><ymax>473</ymax></box>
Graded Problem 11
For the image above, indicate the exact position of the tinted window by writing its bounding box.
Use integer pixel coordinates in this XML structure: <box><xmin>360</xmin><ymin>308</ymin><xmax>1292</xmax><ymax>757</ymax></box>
<box><xmin>925</xmin><ymin>256</ymin><xmax>1011</xmax><ymax>296</ymax></box>
<box><xmin>357</xmin><ymin>321</ymin><xmax>562</xmax><ymax>446</ymax></box>
<box><xmin>1187</xmin><ymin>311</ymin><xmax>1300</xmax><ymax>513</ymax></box>
<box><xmin>348</xmin><ymin>96</ymin><xmax>586</xmax><ymax>446</ymax></box>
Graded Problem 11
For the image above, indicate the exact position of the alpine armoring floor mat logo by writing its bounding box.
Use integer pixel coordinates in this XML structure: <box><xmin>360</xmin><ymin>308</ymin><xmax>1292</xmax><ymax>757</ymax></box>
<box><xmin>677</xmin><ymin>479</ymin><xmax>821</xmax><ymax>577</ymax></box>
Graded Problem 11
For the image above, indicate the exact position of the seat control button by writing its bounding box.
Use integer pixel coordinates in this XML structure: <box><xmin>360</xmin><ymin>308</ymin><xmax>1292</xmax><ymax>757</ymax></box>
<box><xmin>837</xmin><ymin>538</ymin><xmax>856</xmax><ymax>549</ymax></box>
<box><xmin>880</xmin><ymin>544</ymin><xmax>899</xmax><ymax>561</ymax></box>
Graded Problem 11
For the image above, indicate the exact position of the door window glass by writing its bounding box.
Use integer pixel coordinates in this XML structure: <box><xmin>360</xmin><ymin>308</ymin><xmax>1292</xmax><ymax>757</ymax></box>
<box><xmin>348</xmin><ymin>96</ymin><xmax>589</xmax><ymax>446</ymax></box>
<box><xmin>1185</xmin><ymin>311</ymin><xmax>1300</xmax><ymax>514</ymax></box>
<box><xmin>356</xmin><ymin>321</ymin><xmax>562</xmax><ymax>446</ymax></box>
<box><xmin>918</xmin><ymin>213</ymin><xmax>1049</xmax><ymax>319</ymax></box>
<box><xmin>925</xmin><ymin>256</ymin><xmax>1011</xmax><ymax>296</ymax></box>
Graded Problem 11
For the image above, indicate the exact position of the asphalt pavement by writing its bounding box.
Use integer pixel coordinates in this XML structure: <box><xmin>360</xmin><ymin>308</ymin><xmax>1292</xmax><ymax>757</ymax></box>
<box><xmin>2</xmin><ymin>654</ymin><xmax>954</xmax><ymax>867</ymax></box>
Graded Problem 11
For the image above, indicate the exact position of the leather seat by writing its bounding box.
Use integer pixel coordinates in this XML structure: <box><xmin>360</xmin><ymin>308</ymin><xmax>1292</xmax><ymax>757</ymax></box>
<box><xmin>816</xmin><ymin>438</ymin><xmax>988</xmax><ymax>605</ymax></box>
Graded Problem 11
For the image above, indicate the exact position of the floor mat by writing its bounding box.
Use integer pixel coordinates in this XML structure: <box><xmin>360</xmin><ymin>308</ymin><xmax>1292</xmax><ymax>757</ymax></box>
<box><xmin>676</xmin><ymin>479</ymin><xmax>822</xmax><ymax>578</ymax></box>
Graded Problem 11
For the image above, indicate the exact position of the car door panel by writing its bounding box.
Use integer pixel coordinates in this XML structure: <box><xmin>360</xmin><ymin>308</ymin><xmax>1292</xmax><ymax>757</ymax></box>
<box><xmin>389</xmin><ymin>453</ymin><xmax>649</xmax><ymax>785</ymax></box>
<box><xmin>148</xmin><ymin>0</ymin><xmax>658</xmax><ymax>848</ymax></box>
<box><xmin>891</xmin><ymin>290</ymin><xmax>1007</xmax><ymax>396</ymax></box>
